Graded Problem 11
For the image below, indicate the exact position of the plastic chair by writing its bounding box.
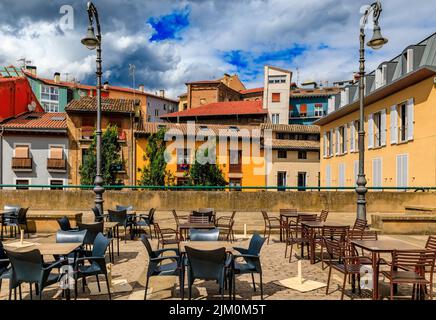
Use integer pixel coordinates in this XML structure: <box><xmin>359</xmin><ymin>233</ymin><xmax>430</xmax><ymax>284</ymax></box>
<box><xmin>135</xmin><ymin>208</ymin><xmax>156</xmax><ymax>239</ymax></box>
<box><xmin>141</xmin><ymin>235</ymin><xmax>183</xmax><ymax>300</ymax></box>
<box><xmin>91</xmin><ymin>207</ymin><xmax>104</xmax><ymax>223</ymax></box>
<box><xmin>108</xmin><ymin>209</ymin><xmax>133</xmax><ymax>243</ymax></box>
<box><xmin>232</xmin><ymin>233</ymin><xmax>265</xmax><ymax>299</ymax></box>
<box><xmin>189</xmin><ymin>229</ymin><xmax>220</xmax><ymax>241</ymax></box>
<box><xmin>57</xmin><ymin>216</ymin><xmax>79</xmax><ymax>232</ymax></box>
<box><xmin>0</xmin><ymin>240</ymin><xmax>11</xmax><ymax>296</ymax></box>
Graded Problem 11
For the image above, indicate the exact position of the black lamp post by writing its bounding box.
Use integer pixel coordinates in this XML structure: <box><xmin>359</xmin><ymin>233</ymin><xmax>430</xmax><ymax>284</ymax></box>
<box><xmin>81</xmin><ymin>1</ymin><xmax>105</xmax><ymax>216</ymax></box>
<box><xmin>356</xmin><ymin>1</ymin><xmax>388</xmax><ymax>221</ymax></box>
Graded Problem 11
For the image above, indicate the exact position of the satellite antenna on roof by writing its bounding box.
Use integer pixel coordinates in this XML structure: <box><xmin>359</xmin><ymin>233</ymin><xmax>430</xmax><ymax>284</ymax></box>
<box><xmin>17</xmin><ymin>57</ymin><xmax>32</xmax><ymax>69</ymax></box>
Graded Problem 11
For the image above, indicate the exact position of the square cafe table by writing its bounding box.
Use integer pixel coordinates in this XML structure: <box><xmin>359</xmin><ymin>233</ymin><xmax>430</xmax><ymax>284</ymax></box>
<box><xmin>3</xmin><ymin>240</ymin><xmax>82</xmax><ymax>256</ymax></box>
<box><xmin>301</xmin><ymin>221</ymin><xmax>350</xmax><ymax>264</ymax></box>
<box><xmin>178</xmin><ymin>223</ymin><xmax>217</xmax><ymax>240</ymax></box>
<box><xmin>351</xmin><ymin>239</ymin><xmax>421</xmax><ymax>300</ymax></box>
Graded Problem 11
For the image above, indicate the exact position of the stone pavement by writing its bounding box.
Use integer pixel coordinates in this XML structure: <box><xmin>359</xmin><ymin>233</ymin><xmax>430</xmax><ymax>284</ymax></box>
<box><xmin>0</xmin><ymin>211</ymin><xmax>434</xmax><ymax>300</ymax></box>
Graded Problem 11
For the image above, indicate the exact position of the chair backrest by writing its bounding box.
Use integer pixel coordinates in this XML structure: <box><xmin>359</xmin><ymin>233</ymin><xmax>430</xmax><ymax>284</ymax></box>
<box><xmin>17</xmin><ymin>208</ymin><xmax>29</xmax><ymax>224</ymax></box>
<box><xmin>348</xmin><ymin>230</ymin><xmax>378</xmax><ymax>241</ymax></box>
<box><xmin>193</xmin><ymin>210</ymin><xmax>215</xmax><ymax>223</ymax></box>
<box><xmin>230</xmin><ymin>211</ymin><xmax>237</xmax><ymax>221</ymax></box>
<box><xmin>108</xmin><ymin>209</ymin><xmax>128</xmax><ymax>225</ymax></box>
<box><xmin>148</xmin><ymin>208</ymin><xmax>156</xmax><ymax>223</ymax></box>
<box><xmin>4</xmin><ymin>205</ymin><xmax>20</xmax><ymax>215</ymax></box>
<box><xmin>189</xmin><ymin>229</ymin><xmax>220</xmax><ymax>241</ymax></box>
<box><xmin>322</xmin><ymin>226</ymin><xmax>350</xmax><ymax>241</ymax></box>
<box><xmin>172</xmin><ymin>210</ymin><xmax>181</xmax><ymax>225</ymax></box>
<box><xmin>0</xmin><ymin>240</ymin><xmax>9</xmax><ymax>270</ymax></box>
<box><xmin>189</xmin><ymin>215</ymin><xmax>210</xmax><ymax>225</ymax></box>
<box><xmin>140</xmin><ymin>235</ymin><xmax>157</xmax><ymax>259</ymax></box>
<box><xmin>56</xmin><ymin>230</ymin><xmax>87</xmax><ymax>244</ymax></box>
<box><xmin>78</xmin><ymin>222</ymin><xmax>104</xmax><ymax>246</ymax></box>
<box><xmin>425</xmin><ymin>236</ymin><xmax>436</xmax><ymax>252</ymax></box>
<box><xmin>319</xmin><ymin>210</ymin><xmax>329</xmax><ymax>222</ymax></box>
<box><xmin>185</xmin><ymin>246</ymin><xmax>227</xmax><ymax>281</ymax></box>
<box><xmin>391</xmin><ymin>250</ymin><xmax>436</xmax><ymax>274</ymax></box>
<box><xmin>116</xmin><ymin>205</ymin><xmax>133</xmax><ymax>212</ymax></box>
<box><xmin>92</xmin><ymin>207</ymin><xmax>104</xmax><ymax>222</ymax></box>
<box><xmin>353</xmin><ymin>218</ymin><xmax>367</xmax><ymax>232</ymax></box>
<box><xmin>5</xmin><ymin>249</ymin><xmax>44</xmax><ymax>283</ymax></box>
<box><xmin>324</xmin><ymin>238</ymin><xmax>346</xmax><ymax>261</ymax></box>
<box><xmin>299</xmin><ymin>214</ymin><xmax>318</xmax><ymax>223</ymax></box>
<box><xmin>57</xmin><ymin>216</ymin><xmax>72</xmax><ymax>231</ymax></box>
<box><xmin>261</xmin><ymin>211</ymin><xmax>269</xmax><ymax>221</ymax></box>
<box><xmin>91</xmin><ymin>233</ymin><xmax>111</xmax><ymax>257</ymax></box>
<box><xmin>280</xmin><ymin>209</ymin><xmax>297</xmax><ymax>215</ymax></box>
<box><xmin>153</xmin><ymin>223</ymin><xmax>165</xmax><ymax>240</ymax></box>
<box><xmin>247</xmin><ymin>233</ymin><xmax>266</xmax><ymax>256</ymax></box>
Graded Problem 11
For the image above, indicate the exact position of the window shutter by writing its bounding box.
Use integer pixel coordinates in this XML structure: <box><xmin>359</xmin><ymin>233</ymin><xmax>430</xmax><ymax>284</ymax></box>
<box><xmin>323</xmin><ymin>133</ymin><xmax>327</xmax><ymax>158</ymax></box>
<box><xmin>350</xmin><ymin>121</ymin><xmax>355</xmax><ymax>152</ymax></box>
<box><xmin>325</xmin><ymin>165</ymin><xmax>331</xmax><ymax>187</ymax></box>
<box><xmin>343</xmin><ymin>125</ymin><xmax>348</xmax><ymax>154</ymax></box>
<box><xmin>407</xmin><ymin>98</ymin><xmax>414</xmax><ymax>141</ymax></box>
<box><xmin>368</xmin><ymin>114</ymin><xmax>374</xmax><ymax>149</ymax></box>
<box><xmin>335</xmin><ymin>128</ymin><xmax>340</xmax><ymax>155</ymax></box>
<box><xmin>50</xmin><ymin>147</ymin><xmax>64</xmax><ymax>160</ymax></box>
<box><xmin>390</xmin><ymin>105</ymin><xmax>398</xmax><ymax>145</ymax></box>
<box><xmin>330</xmin><ymin>129</ymin><xmax>334</xmax><ymax>156</ymax></box>
<box><xmin>381</xmin><ymin>109</ymin><xmax>387</xmax><ymax>146</ymax></box>
<box><xmin>15</xmin><ymin>146</ymin><xmax>29</xmax><ymax>158</ymax></box>
<box><xmin>397</xmin><ymin>155</ymin><xmax>409</xmax><ymax>190</ymax></box>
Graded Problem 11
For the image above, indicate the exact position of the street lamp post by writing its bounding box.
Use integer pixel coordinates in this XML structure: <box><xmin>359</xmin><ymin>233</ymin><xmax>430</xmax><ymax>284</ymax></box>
<box><xmin>356</xmin><ymin>1</ymin><xmax>388</xmax><ymax>221</ymax></box>
<box><xmin>81</xmin><ymin>1</ymin><xmax>105</xmax><ymax>216</ymax></box>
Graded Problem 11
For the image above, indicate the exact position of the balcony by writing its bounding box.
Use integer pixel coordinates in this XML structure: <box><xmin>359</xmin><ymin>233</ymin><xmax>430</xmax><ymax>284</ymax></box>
<box><xmin>12</xmin><ymin>158</ymin><xmax>32</xmax><ymax>171</ymax></box>
<box><xmin>229</xmin><ymin>164</ymin><xmax>242</xmax><ymax>173</ymax></box>
<box><xmin>289</xmin><ymin>111</ymin><xmax>327</xmax><ymax>119</ymax></box>
<box><xmin>81</xmin><ymin>127</ymin><xmax>95</xmax><ymax>140</ymax></box>
<box><xmin>177</xmin><ymin>164</ymin><xmax>190</xmax><ymax>172</ymax></box>
<box><xmin>47</xmin><ymin>159</ymin><xmax>67</xmax><ymax>172</ymax></box>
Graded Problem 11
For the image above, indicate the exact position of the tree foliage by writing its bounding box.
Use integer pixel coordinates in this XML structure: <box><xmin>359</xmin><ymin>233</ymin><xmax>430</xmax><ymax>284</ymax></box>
<box><xmin>80</xmin><ymin>125</ymin><xmax>124</xmax><ymax>186</ymax></box>
<box><xmin>138</xmin><ymin>127</ymin><xmax>174</xmax><ymax>187</ymax></box>
<box><xmin>188</xmin><ymin>148</ymin><xmax>227</xmax><ymax>187</ymax></box>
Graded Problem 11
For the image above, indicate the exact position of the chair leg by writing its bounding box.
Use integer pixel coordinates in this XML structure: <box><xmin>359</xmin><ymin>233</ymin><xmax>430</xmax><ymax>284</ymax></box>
<box><xmin>82</xmin><ymin>276</ymin><xmax>86</xmax><ymax>293</ymax></box>
<box><xmin>390</xmin><ymin>281</ymin><xmax>394</xmax><ymax>300</ymax></box>
<box><xmin>96</xmin><ymin>275</ymin><xmax>101</xmax><ymax>292</ymax></box>
<box><xmin>326</xmin><ymin>266</ymin><xmax>332</xmax><ymax>295</ymax></box>
<box><xmin>289</xmin><ymin>244</ymin><xmax>294</xmax><ymax>263</ymax></box>
<box><xmin>144</xmin><ymin>276</ymin><xmax>150</xmax><ymax>300</ymax></box>
<box><xmin>30</xmin><ymin>283</ymin><xmax>33</xmax><ymax>300</ymax></box>
<box><xmin>74</xmin><ymin>275</ymin><xmax>78</xmax><ymax>300</ymax></box>
<box><xmin>260</xmin><ymin>272</ymin><xmax>264</xmax><ymax>300</ymax></box>
<box><xmin>104</xmin><ymin>273</ymin><xmax>111</xmax><ymax>300</ymax></box>
<box><xmin>341</xmin><ymin>273</ymin><xmax>347</xmax><ymax>300</ymax></box>
<box><xmin>251</xmin><ymin>273</ymin><xmax>256</xmax><ymax>292</ymax></box>
<box><xmin>19</xmin><ymin>284</ymin><xmax>22</xmax><ymax>300</ymax></box>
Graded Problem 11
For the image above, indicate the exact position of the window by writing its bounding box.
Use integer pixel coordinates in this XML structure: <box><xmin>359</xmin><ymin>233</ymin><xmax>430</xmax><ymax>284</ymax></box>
<box><xmin>177</xmin><ymin>149</ymin><xmax>191</xmax><ymax>172</ymax></box>
<box><xmin>271</xmin><ymin>93</ymin><xmax>281</xmax><ymax>103</ymax></box>
<box><xmin>399</xmin><ymin>103</ymin><xmax>407</xmax><ymax>142</ymax></box>
<box><xmin>324</xmin><ymin>131</ymin><xmax>333</xmax><ymax>157</ymax></box>
<box><xmin>374</xmin><ymin>112</ymin><xmax>382</xmax><ymax>147</ymax></box>
<box><xmin>300</xmin><ymin>104</ymin><xmax>307</xmax><ymax>117</ymax></box>
<box><xmin>298</xmin><ymin>151</ymin><xmax>307</xmax><ymax>160</ymax></box>
<box><xmin>314</xmin><ymin>104</ymin><xmax>324</xmax><ymax>117</ymax></box>
<box><xmin>277</xmin><ymin>150</ymin><xmax>287</xmax><ymax>159</ymax></box>
<box><xmin>41</xmin><ymin>85</ymin><xmax>59</xmax><ymax>112</ymax></box>
<box><xmin>268</xmin><ymin>75</ymin><xmax>286</xmax><ymax>84</ymax></box>
<box><xmin>49</xmin><ymin>146</ymin><xmax>64</xmax><ymax>160</ymax></box>
<box><xmin>369</xmin><ymin>110</ymin><xmax>386</xmax><ymax>149</ymax></box>
<box><xmin>298</xmin><ymin>172</ymin><xmax>307</xmax><ymax>192</ymax></box>
<box><xmin>338</xmin><ymin>126</ymin><xmax>347</xmax><ymax>154</ymax></box>
<box><xmin>14</xmin><ymin>145</ymin><xmax>30</xmax><ymax>158</ymax></box>
<box><xmin>229</xmin><ymin>179</ymin><xmax>242</xmax><ymax>192</ymax></box>
<box><xmin>16</xmin><ymin>180</ymin><xmax>30</xmax><ymax>190</ymax></box>
<box><xmin>81</xmin><ymin>149</ymin><xmax>89</xmax><ymax>166</ymax></box>
<box><xmin>154</xmin><ymin>109</ymin><xmax>159</xmax><ymax>117</ymax></box>
<box><xmin>350</xmin><ymin>121</ymin><xmax>359</xmax><ymax>152</ymax></box>
<box><xmin>50</xmin><ymin>180</ymin><xmax>64</xmax><ymax>190</ymax></box>
<box><xmin>271</xmin><ymin>114</ymin><xmax>280</xmax><ymax>124</ymax></box>
<box><xmin>183</xmin><ymin>103</ymin><xmax>188</xmax><ymax>110</ymax></box>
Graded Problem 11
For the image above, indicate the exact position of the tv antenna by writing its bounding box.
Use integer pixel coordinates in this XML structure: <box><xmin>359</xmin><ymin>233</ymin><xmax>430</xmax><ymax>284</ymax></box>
<box><xmin>17</xmin><ymin>57</ymin><xmax>32</xmax><ymax>69</ymax></box>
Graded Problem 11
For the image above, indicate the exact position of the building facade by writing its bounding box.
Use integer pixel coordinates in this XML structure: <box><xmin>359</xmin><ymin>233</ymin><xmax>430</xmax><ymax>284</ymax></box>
<box><xmin>315</xmin><ymin>32</ymin><xmax>436</xmax><ymax>189</ymax></box>
<box><xmin>0</xmin><ymin>113</ymin><xmax>69</xmax><ymax>189</ymax></box>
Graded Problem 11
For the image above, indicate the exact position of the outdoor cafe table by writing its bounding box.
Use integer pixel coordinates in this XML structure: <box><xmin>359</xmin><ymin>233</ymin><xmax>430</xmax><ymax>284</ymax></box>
<box><xmin>301</xmin><ymin>221</ymin><xmax>350</xmax><ymax>264</ymax></box>
<box><xmin>351</xmin><ymin>239</ymin><xmax>421</xmax><ymax>300</ymax></box>
<box><xmin>279</xmin><ymin>211</ymin><xmax>316</xmax><ymax>242</ymax></box>
<box><xmin>178</xmin><ymin>223</ymin><xmax>217</xmax><ymax>240</ymax></box>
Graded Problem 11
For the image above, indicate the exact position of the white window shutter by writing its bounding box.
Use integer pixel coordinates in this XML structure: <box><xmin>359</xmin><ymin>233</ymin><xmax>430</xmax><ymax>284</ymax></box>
<box><xmin>325</xmin><ymin>165</ymin><xmax>331</xmax><ymax>187</ymax></box>
<box><xmin>350</xmin><ymin>121</ymin><xmax>355</xmax><ymax>152</ymax></box>
<box><xmin>344</xmin><ymin>125</ymin><xmax>348</xmax><ymax>154</ymax></box>
<box><xmin>407</xmin><ymin>98</ymin><xmax>414</xmax><ymax>141</ymax></box>
<box><xmin>368</xmin><ymin>114</ymin><xmax>374</xmax><ymax>149</ymax></box>
<box><xmin>323</xmin><ymin>133</ymin><xmax>327</xmax><ymax>158</ymax></box>
<box><xmin>381</xmin><ymin>109</ymin><xmax>387</xmax><ymax>146</ymax></box>
<box><xmin>330</xmin><ymin>129</ymin><xmax>334</xmax><ymax>156</ymax></box>
<box><xmin>390</xmin><ymin>105</ymin><xmax>398</xmax><ymax>145</ymax></box>
<box><xmin>403</xmin><ymin>155</ymin><xmax>409</xmax><ymax>188</ymax></box>
<box><xmin>335</xmin><ymin>128</ymin><xmax>340</xmax><ymax>155</ymax></box>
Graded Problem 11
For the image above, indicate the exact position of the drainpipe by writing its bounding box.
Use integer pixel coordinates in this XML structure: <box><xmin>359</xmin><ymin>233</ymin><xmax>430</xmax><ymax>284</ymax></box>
<box><xmin>0</xmin><ymin>126</ymin><xmax>4</xmax><ymax>188</ymax></box>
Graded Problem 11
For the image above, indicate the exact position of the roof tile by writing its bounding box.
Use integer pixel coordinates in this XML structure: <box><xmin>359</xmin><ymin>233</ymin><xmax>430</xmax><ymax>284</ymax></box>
<box><xmin>65</xmin><ymin>97</ymin><xmax>136</xmax><ymax>114</ymax></box>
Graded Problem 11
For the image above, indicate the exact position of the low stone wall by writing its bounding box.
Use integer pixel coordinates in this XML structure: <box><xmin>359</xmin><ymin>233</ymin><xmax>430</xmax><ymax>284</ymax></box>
<box><xmin>372</xmin><ymin>214</ymin><xmax>436</xmax><ymax>235</ymax></box>
<box><xmin>0</xmin><ymin>189</ymin><xmax>435</xmax><ymax>213</ymax></box>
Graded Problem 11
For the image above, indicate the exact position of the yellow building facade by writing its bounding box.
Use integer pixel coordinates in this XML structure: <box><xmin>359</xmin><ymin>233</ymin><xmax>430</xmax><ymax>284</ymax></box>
<box><xmin>315</xmin><ymin>33</ymin><xmax>436</xmax><ymax>190</ymax></box>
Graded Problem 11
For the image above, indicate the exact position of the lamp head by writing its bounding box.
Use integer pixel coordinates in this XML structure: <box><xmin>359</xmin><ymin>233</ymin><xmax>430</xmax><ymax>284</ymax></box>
<box><xmin>81</xmin><ymin>26</ymin><xmax>99</xmax><ymax>50</ymax></box>
<box><xmin>367</xmin><ymin>25</ymin><xmax>388</xmax><ymax>50</ymax></box>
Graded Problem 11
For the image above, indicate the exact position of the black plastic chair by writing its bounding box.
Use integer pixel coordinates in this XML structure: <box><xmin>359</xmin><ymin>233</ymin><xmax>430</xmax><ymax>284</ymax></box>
<box><xmin>108</xmin><ymin>209</ymin><xmax>133</xmax><ymax>243</ymax></box>
<box><xmin>134</xmin><ymin>208</ymin><xmax>156</xmax><ymax>239</ymax></box>
<box><xmin>232</xmin><ymin>233</ymin><xmax>266</xmax><ymax>299</ymax></box>
<box><xmin>5</xmin><ymin>248</ymin><xmax>62</xmax><ymax>300</ymax></box>
<box><xmin>57</xmin><ymin>216</ymin><xmax>79</xmax><ymax>232</ymax></box>
<box><xmin>189</xmin><ymin>229</ymin><xmax>220</xmax><ymax>241</ymax></box>
<box><xmin>1</xmin><ymin>206</ymin><xmax>21</xmax><ymax>239</ymax></box>
<box><xmin>185</xmin><ymin>246</ymin><xmax>231</xmax><ymax>300</ymax></box>
<box><xmin>7</xmin><ymin>208</ymin><xmax>30</xmax><ymax>239</ymax></box>
<box><xmin>0</xmin><ymin>240</ymin><xmax>11</xmax><ymax>296</ymax></box>
<box><xmin>74</xmin><ymin>233</ymin><xmax>112</xmax><ymax>300</ymax></box>
<box><xmin>54</xmin><ymin>230</ymin><xmax>88</xmax><ymax>264</ymax></box>
<box><xmin>92</xmin><ymin>207</ymin><xmax>104</xmax><ymax>223</ymax></box>
<box><xmin>77</xmin><ymin>222</ymin><xmax>104</xmax><ymax>247</ymax></box>
<box><xmin>141</xmin><ymin>235</ymin><xmax>184</xmax><ymax>300</ymax></box>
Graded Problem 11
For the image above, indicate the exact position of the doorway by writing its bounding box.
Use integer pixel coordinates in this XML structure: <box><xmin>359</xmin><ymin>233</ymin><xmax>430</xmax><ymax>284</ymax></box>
<box><xmin>277</xmin><ymin>171</ymin><xmax>287</xmax><ymax>192</ymax></box>
<box><xmin>298</xmin><ymin>172</ymin><xmax>307</xmax><ymax>192</ymax></box>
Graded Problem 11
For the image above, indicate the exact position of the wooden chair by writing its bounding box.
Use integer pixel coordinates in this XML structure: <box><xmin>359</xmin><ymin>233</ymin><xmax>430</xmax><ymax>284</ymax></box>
<box><xmin>188</xmin><ymin>215</ymin><xmax>210</xmax><ymax>225</ymax></box>
<box><xmin>216</xmin><ymin>211</ymin><xmax>237</xmax><ymax>242</ymax></box>
<box><xmin>381</xmin><ymin>250</ymin><xmax>435</xmax><ymax>300</ymax></box>
<box><xmin>261</xmin><ymin>211</ymin><xmax>281</xmax><ymax>245</ymax></box>
<box><xmin>172</xmin><ymin>210</ymin><xmax>188</xmax><ymax>234</ymax></box>
<box><xmin>319</xmin><ymin>225</ymin><xmax>350</xmax><ymax>269</ymax></box>
<box><xmin>352</xmin><ymin>218</ymin><xmax>367</xmax><ymax>233</ymax></box>
<box><xmin>279</xmin><ymin>209</ymin><xmax>297</xmax><ymax>241</ymax></box>
<box><xmin>197</xmin><ymin>208</ymin><xmax>216</xmax><ymax>224</ymax></box>
<box><xmin>284</xmin><ymin>214</ymin><xmax>317</xmax><ymax>261</ymax></box>
<box><xmin>317</xmin><ymin>210</ymin><xmax>329</xmax><ymax>222</ymax></box>
<box><xmin>348</xmin><ymin>230</ymin><xmax>378</xmax><ymax>265</ymax></box>
<box><xmin>154</xmin><ymin>223</ymin><xmax>181</xmax><ymax>251</ymax></box>
<box><xmin>325</xmin><ymin>238</ymin><xmax>363</xmax><ymax>300</ymax></box>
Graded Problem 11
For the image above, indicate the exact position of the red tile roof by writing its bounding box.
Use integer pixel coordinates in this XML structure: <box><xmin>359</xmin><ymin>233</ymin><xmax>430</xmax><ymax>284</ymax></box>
<box><xmin>161</xmin><ymin>100</ymin><xmax>267</xmax><ymax>118</ymax></box>
<box><xmin>105</xmin><ymin>85</ymin><xmax>178</xmax><ymax>103</ymax></box>
<box><xmin>65</xmin><ymin>97</ymin><xmax>137</xmax><ymax>114</ymax></box>
<box><xmin>23</xmin><ymin>71</ymin><xmax>97</xmax><ymax>91</ymax></box>
<box><xmin>240</xmin><ymin>87</ymin><xmax>264</xmax><ymax>95</ymax></box>
<box><xmin>1</xmin><ymin>112</ymin><xmax>67</xmax><ymax>131</ymax></box>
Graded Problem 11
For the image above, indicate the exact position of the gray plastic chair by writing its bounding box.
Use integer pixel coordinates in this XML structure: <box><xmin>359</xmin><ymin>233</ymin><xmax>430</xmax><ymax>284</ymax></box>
<box><xmin>0</xmin><ymin>240</ymin><xmax>11</xmax><ymax>296</ymax></box>
<box><xmin>189</xmin><ymin>229</ymin><xmax>220</xmax><ymax>241</ymax></box>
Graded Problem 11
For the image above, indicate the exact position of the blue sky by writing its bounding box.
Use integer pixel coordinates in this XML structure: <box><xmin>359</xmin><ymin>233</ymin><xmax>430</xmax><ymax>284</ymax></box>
<box><xmin>0</xmin><ymin>0</ymin><xmax>435</xmax><ymax>98</ymax></box>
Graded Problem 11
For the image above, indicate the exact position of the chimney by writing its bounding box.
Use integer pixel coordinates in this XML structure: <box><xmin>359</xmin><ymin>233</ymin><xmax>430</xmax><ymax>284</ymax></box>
<box><xmin>26</xmin><ymin>66</ymin><xmax>37</xmax><ymax>76</ymax></box>
<box><xmin>138</xmin><ymin>84</ymin><xmax>145</xmax><ymax>93</ymax></box>
<box><xmin>54</xmin><ymin>72</ymin><xmax>61</xmax><ymax>83</ymax></box>
<box><xmin>159</xmin><ymin>89</ymin><xmax>165</xmax><ymax>98</ymax></box>
<box><xmin>103</xmin><ymin>81</ymin><xmax>109</xmax><ymax>90</ymax></box>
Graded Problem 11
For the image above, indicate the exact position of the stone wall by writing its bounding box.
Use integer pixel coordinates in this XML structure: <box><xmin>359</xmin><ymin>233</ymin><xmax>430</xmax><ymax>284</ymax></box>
<box><xmin>0</xmin><ymin>190</ymin><xmax>435</xmax><ymax>213</ymax></box>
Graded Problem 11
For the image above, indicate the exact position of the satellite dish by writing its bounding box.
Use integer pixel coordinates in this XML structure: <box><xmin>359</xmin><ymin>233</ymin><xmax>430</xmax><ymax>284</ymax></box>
<box><xmin>28</xmin><ymin>101</ymin><xmax>37</xmax><ymax>112</ymax></box>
